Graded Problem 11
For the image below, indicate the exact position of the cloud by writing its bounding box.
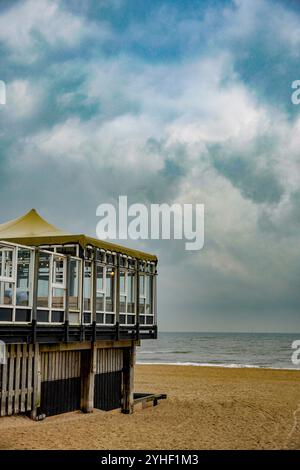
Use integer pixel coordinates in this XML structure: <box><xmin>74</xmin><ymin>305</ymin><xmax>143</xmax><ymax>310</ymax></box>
<box><xmin>0</xmin><ymin>0</ymin><xmax>112</xmax><ymax>63</ymax></box>
<box><xmin>1</xmin><ymin>0</ymin><xmax>300</xmax><ymax>331</ymax></box>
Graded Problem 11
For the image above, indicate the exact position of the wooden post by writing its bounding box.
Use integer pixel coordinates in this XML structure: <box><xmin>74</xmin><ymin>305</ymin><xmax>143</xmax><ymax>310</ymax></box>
<box><xmin>30</xmin><ymin>343</ymin><xmax>41</xmax><ymax>420</ymax></box>
<box><xmin>80</xmin><ymin>344</ymin><xmax>96</xmax><ymax>413</ymax></box>
<box><xmin>122</xmin><ymin>343</ymin><xmax>136</xmax><ymax>414</ymax></box>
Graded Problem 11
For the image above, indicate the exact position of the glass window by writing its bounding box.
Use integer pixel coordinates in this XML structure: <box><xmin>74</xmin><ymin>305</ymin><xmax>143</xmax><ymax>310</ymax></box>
<box><xmin>53</xmin><ymin>256</ymin><xmax>65</xmax><ymax>285</ymax></box>
<box><xmin>69</xmin><ymin>258</ymin><xmax>80</xmax><ymax>310</ymax></box>
<box><xmin>127</xmin><ymin>272</ymin><xmax>135</xmax><ymax>314</ymax></box>
<box><xmin>139</xmin><ymin>297</ymin><xmax>145</xmax><ymax>315</ymax></box>
<box><xmin>106</xmin><ymin>254</ymin><xmax>114</xmax><ymax>265</ymax></box>
<box><xmin>84</xmin><ymin>261</ymin><xmax>92</xmax><ymax>311</ymax></box>
<box><xmin>106</xmin><ymin>267</ymin><xmax>115</xmax><ymax>312</ymax></box>
<box><xmin>96</xmin><ymin>264</ymin><xmax>104</xmax><ymax>291</ymax></box>
<box><xmin>0</xmin><ymin>307</ymin><xmax>13</xmax><ymax>321</ymax></box>
<box><xmin>105</xmin><ymin>313</ymin><xmax>115</xmax><ymax>324</ymax></box>
<box><xmin>69</xmin><ymin>312</ymin><xmax>79</xmax><ymax>324</ymax></box>
<box><xmin>37</xmin><ymin>253</ymin><xmax>50</xmax><ymax>308</ymax></box>
<box><xmin>51</xmin><ymin>310</ymin><xmax>64</xmax><ymax>323</ymax></box>
<box><xmin>84</xmin><ymin>312</ymin><xmax>91</xmax><ymax>324</ymax></box>
<box><xmin>96</xmin><ymin>312</ymin><xmax>104</xmax><ymax>323</ymax></box>
<box><xmin>16</xmin><ymin>248</ymin><xmax>31</xmax><ymax>307</ymax></box>
<box><xmin>52</xmin><ymin>287</ymin><xmax>65</xmax><ymax>310</ymax></box>
<box><xmin>146</xmin><ymin>316</ymin><xmax>154</xmax><ymax>325</ymax></box>
<box><xmin>0</xmin><ymin>246</ymin><xmax>14</xmax><ymax>279</ymax></box>
<box><xmin>120</xmin><ymin>270</ymin><xmax>126</xmax><ymax>293</ymax></box>
<box><xmin>145</xmin><ymin>275</ymin><xmax>153</xmax><ymax>315</ymax></box>
<box><xmin>139</xmin><ymin>275</ymin><xmax>145</xmax><ymax>296</ymax></box>
<box><xmin>56</xmin><ymin>245</ymin><xmax>77</xmax><ymax>256</ymax></box>
<box><xmin>120</xmin><ymin>294</ymin><xmax>126</xmax><ymax>313</ymax></box>
<box><xmin>127</xmin><ymin>315</ymin><xmax>135</xmax><ymax>325</ymax></box>
<box><xmin>96</xmin><ymin>292</ymin><xmax>105</xmax><ymax>311</ymax></box>
<box><xmin>37</xmin><ymin>309</ymin><xmax>49</xmax><ymax>322</ymax></box>
<box><xmin>96</xmin><ymin>264</ymin><xmax>105</xmax><ymax>313</ymax></box>
<box><xmin>0</xmin><ymin>281</ymin><xmax>14</xmax><ymax>305</ymax></box>
<box><xmin>15</xmin><ymin>309</ymin><xmax>31</xmax><ymax>322</ymax></box>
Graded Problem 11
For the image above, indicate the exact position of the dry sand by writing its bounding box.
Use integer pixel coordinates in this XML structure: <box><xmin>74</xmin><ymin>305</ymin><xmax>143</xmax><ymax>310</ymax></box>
<box><xmin>0</xmin><ymin>364</ymin><xmax>300</xmax><ymax>450</ymax></box>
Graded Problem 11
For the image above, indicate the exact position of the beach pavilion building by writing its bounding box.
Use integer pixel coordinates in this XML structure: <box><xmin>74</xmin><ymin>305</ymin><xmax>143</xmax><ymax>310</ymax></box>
<box><xmin>0</xmin><ymin>209</ymin><xmax>158</xmax><ymax>418</ymax></box>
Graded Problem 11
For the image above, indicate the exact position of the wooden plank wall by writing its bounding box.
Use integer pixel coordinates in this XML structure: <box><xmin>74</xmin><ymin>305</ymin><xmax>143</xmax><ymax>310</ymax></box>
<box><xmin>95</xmin><ymin>348</ymin><xmax>123</xmax><ymax>374</ymax></box>
<box><xmin>0</xmin><ymin>344</ymin><xmax>36</xmax><ymax>416</ymax></box>
<box><xmin>0</xmin><ymin>345</ymin><xmax>129</xmax><ymax>417</ymax></box>
<box><xmin>40</xmin><ymin>350</ymin><xmax>81</xmax><ymax>382</ymax></box>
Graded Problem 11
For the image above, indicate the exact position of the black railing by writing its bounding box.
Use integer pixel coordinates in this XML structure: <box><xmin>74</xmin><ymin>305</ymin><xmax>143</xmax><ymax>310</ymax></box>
<box><xmin>0</xmin><ymin>322</ymin><xmax>157</xmax><ymax>344</ymax></box>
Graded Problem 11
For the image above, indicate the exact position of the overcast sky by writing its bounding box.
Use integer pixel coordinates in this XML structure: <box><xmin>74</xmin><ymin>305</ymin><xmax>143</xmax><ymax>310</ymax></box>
<box><xmin>0</xmin><ymin>0</ymin><xmax>300</xmax><ymax>332</ymax></box>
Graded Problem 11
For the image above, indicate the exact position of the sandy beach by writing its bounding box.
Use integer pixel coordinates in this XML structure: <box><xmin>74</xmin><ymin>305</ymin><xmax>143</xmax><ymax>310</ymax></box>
<box><xmin>0</xmin><ymin>364</ymin><xmax>300</xmax><ymax>450</ymax></box>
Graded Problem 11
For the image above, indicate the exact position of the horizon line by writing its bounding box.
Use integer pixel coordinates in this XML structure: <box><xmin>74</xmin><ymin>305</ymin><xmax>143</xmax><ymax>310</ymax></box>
<box><xmin>158</xmin><ymin>330</ymin><xmax>300</xmax><ymax>335</ymax></box>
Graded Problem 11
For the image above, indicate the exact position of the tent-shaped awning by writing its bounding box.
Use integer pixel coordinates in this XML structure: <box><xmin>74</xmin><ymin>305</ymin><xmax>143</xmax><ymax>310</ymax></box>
<box><xmin>0</xmin><ymin>209</ymin><xmax>157</xmax><ymax>262</ymax></box>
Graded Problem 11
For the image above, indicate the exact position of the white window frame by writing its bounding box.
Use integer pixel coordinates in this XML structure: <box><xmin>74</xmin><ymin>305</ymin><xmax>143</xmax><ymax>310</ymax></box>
<box><xmin>119</xmin><ymin>268</ymin><xmax>136</xmax><ymax>326</ymax></box>
<box><xmin>37</xmin><ymin>251</ymin><xmax>66</xmax><ymax>324</ymax></box>
<box><xmin>95</xmin><ymin>262</ymin><xmax>116</xmax><ymax>325</ymax></box>
<box><xmin>68</xmin><ymin>256</ymin><xmax>82</xmax><ymax>325</ymax></box>
<box><xmin>0</xmin><ymin>241</ymin><xmax>34</xmax><ymax>324</ymax></box>
<box><xmin>139</xmin><ymin>273</ymin><xmax>154</xmax><ymax>326</ymax></box>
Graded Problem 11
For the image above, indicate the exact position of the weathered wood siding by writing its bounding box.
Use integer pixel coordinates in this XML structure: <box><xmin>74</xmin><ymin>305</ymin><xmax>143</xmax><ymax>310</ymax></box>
<box><xmin>95</xmin><ymin>348</ymin><xmax>123</xmax><ymax>374</ymax></box>
<box><xmin>40</xmin><ymin>350</ymin><xmax>81</xmax><ymax>382</ymax></box>
<box><xmin>0</xmin><ymin>344</ymin><xmax>134</xmax><ymax>417</ymax></box>
<box><xmin>40</xmin><ymin>350</ymin><xmax>81</xmax><ymax>416</ymax></box>
<box><xmin>0</xmin><ymin>344</ymin><xmax>37</xmax><ymax>416</ymax></box>
<box><xmin>94</xmin><ymin>348</ymin><xmax>123</xmax><ymax>411</ymax></box>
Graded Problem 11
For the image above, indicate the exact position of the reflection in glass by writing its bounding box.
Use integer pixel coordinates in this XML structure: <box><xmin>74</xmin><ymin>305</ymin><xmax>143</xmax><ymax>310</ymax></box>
<box><xmin>0</xmin><ymin>247</ymin><xmax>14</xmax><ymax>279</ymax></box>
<box><xmin>145</xmin><ymin>275</ymin><xmax>152</xmax><ymax>315</ymax></box>
<box><xmin>53</xmin><ymin>256</ymin><xmax>65</xmax><ymax>284</ymax></box>
<box><xmin>69</xmin><ymin>259</ymin><xmax>80</xmax><ymax>310</ymax></box>
<box><xmin>120</xmin><ymin>295</ymin><xmax>126</xmax><ymax>315</ymax></box>
<box><xmin>139</xmin><ymin>275</ymin><xmax>145</xmax><ymax>296</ymax></box>
<box><xmin>96</xmin><ymin>292</ymin><xmax>105</xmax><ymax>312</ymax></box>
<box><xmin>105</xmin><ymin>267</ymin><xmax>114</xmax><ymax>312</ymax></box>
<box><xmin>17</xmin><ymin>248</ymin><xmax>31</xmax><ymax>306</ymax></box>
<box><xmin>0</xmin><ymin>281</ymin><xmax>13</xmax><ymax>305</ymax></box>
<box><xmin>96</xmin><ymin>264</ymin><xmax>104</xmax><ymax>291</ymax></box>
<box><xmin>120</xmin><ymin>270</ymin><xmax>125</xmax><ymax>293</ymax></box>
<box><xmin>52</xmin><ymin>287</ymin><xmax>65</xmax><ymax>309</ymax></box>
<box><xmin>84</xmin><ymin>261</ymin><xmax>92</xmax><ymax>311</ymax></box>
<box><xmin>37</xmin><ymin>252</ymin><xmax>50</xmax><ymax>308</ymax></box>
<box><xmin>127</xmin><ymin>272</ymin><xmax>135</xmax><ymax>314</ymax></box>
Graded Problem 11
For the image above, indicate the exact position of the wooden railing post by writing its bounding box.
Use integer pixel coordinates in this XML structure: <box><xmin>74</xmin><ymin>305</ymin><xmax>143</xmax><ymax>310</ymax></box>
<box><xmin>80</xmin><ymin>344</ymin><xmax>96</xmax><ymax>413</ymax></box>
<box><xmin>30</xmin><ymin>343</ymin><xmax>41</xmax><ymax>420</ymax></box>
<box><xmin>122</xmin><ymin>343</ymin><xmax>136</xmax><ymax>414</ymax></box>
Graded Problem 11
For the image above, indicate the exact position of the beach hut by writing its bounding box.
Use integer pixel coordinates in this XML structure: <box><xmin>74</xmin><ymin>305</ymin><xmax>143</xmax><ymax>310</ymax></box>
<box><xmin>0</xmin><ymin>209</ymin><xmax>158</xmax><ymax>418</ymax></box>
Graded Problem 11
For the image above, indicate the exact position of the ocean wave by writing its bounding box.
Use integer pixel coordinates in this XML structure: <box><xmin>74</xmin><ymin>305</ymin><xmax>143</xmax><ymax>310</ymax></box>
<box><xmin>139</xmin><ymin>350</ymin><xmax>192</xmax><ymax>354</ymax></box>
<box><xmin>136</xmin><ymin>361</ymin><xmax>300</xmax><ymax>370</ymax></box>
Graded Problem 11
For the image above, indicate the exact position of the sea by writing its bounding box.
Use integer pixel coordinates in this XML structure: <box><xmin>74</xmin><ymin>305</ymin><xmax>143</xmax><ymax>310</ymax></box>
<box><xmin>137</xmin><ymin>332</ymin><xmax>300</xmax><ymax>370</ymax></box>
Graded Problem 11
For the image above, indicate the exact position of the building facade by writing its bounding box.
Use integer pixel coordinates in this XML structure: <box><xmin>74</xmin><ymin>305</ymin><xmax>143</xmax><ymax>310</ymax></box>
<box><xmin>0</xmin><ymin>210</ymin><xmax>158</xmax><ymax>418</ymax></box>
